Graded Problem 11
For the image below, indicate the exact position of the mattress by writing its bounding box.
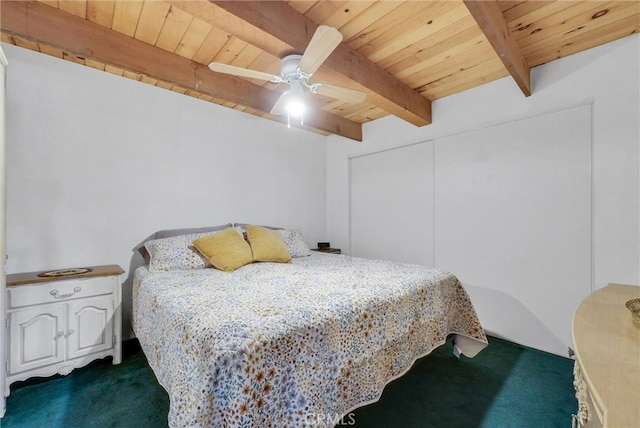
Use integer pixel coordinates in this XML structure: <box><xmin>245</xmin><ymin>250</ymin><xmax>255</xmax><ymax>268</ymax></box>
<box><xmin>133</xmin><ymin>252</ymin><xmax>487</xmax><ymax>427</ymax></box>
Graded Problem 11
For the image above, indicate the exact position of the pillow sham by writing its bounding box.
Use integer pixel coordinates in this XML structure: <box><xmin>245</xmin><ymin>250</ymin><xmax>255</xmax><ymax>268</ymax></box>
<box><xmin>277</xmin><ymin>229</ymin><xmax>311</xmax><ymax>257</ymax></box>
<box><xmin>133</xmin><ymin>223</ymin><xmax>233</xmax><ymax>263</ymax></box>
<box><xmin>145</xmin><ymin>231</ymin><xmax>222</xmax><ymax>271</ymax></box>
<box><xmin>192</xmin><ymin>228</ymin><xmax>253</xmax><ymax>272</ymax></box>
<box><xmin>245</xmin><ymin>225</ymin><xmax>292</xmax><ymax>263</ymax></box>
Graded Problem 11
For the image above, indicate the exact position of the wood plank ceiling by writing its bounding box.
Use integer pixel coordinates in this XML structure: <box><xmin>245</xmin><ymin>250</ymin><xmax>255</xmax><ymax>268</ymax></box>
<box><xmin>1</xmin><ymin>0</ymin><xmax>638</xmax><ymax>141</ymax></box>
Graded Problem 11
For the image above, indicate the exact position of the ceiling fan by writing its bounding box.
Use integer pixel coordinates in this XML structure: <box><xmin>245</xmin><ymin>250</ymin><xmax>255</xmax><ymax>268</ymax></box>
<box><xmin>208</xmin><ymin>25</ymin><xmax>367</xmax><ymax>126</ymax></box>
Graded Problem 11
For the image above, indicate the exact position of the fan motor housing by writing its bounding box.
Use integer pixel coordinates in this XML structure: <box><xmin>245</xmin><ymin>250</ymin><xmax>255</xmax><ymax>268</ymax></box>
<box><xmin>281</xmin><ymin>54</ymin><xmax>304</xmax><ymax>82</ymax></box>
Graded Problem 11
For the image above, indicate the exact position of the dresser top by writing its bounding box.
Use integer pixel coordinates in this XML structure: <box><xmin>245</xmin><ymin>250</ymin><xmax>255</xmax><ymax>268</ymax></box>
<box><xmin>6</xmin><ymin>264</ymin><xmax>124</xmax><ymax>286</ymax></box>
<box><xmin>572</xmin><ymin>283</ymin><xmax>640</xmax><ymax>427</ymax></box>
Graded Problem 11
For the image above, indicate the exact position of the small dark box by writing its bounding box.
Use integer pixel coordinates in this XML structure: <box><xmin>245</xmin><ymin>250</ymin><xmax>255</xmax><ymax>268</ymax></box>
<box><xmin>317</xmin><ymin>242</ymin><xmax>330</xmax><ymax>249</ymax></box>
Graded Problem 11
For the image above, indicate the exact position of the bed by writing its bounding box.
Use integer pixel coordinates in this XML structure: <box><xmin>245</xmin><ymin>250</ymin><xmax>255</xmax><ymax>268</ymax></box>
<box><xmin>132</xmin><ymin>226</ymin><xmax>487</xmax><ymax>427</ymax></box>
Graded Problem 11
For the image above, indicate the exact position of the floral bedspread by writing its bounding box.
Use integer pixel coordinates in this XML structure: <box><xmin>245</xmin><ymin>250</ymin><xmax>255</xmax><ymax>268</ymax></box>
<box><xmin>132</xmin><ymin>253</ymin><xmax>487</xmax><ymax>427</ymax></box>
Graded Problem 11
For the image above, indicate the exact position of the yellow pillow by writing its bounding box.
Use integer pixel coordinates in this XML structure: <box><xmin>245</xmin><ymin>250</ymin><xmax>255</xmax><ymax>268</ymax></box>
<box><xmin>192</xmin><ymin>228</ymin><xmax>253</xmax><ymax>272</ymax></box>
<box><xmin>245</xmin><ymin>225</ymin><xmax>292</xmax><ymax>263</ymax></box>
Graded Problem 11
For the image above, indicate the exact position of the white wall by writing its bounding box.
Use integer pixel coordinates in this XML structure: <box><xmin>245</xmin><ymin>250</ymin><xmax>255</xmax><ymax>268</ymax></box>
<box><xmin>3</xmin><ymin>43</ymin><xmax>328</xmax><ymax>338</ymax></box>
<box><xmin>326</xmin><ymin>34</ymin><xmax>640</xmax><ymax>354</ymax></box>
<box><xmin>3</xmin><ymin>33</ymin><xmax>639</xmax><ymax>355</ymax></box>
<box><xmin>0</xmin><ymin>46</ymin><xmax>8</xmax><ymax>417</ymax></box>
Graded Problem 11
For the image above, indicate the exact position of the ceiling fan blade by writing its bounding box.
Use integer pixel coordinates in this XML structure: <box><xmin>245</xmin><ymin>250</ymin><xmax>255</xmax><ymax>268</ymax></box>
<box><xmin>298</xmin><ymin>26</ymin><xmax>343</xmax><ymax>75</ymax></box>
<box><xmin>270</xmin><ymin>92</ymin><xmax>289</xmax><ymax>116</ymax></box>
<box><xmin>311</xmin><ymin>83</ymin><xmax>367</xmax><ymax>104</ymax></box>
<box><xmin>208</xmin><ymin>62</ymin><xmax>281</xmax><ymax>82</ymax></box>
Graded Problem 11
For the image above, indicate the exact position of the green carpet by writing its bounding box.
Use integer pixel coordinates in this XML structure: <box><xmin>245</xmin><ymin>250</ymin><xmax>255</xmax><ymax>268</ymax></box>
<box><xmin>350</xmin><ymin>336</ymin><xmax>576</xmax><ymax>427</ymax></box>
<box><xmin>1</xmin><ymin>336</ymin><xmax>576</xmax><ymax>427</ymax></box>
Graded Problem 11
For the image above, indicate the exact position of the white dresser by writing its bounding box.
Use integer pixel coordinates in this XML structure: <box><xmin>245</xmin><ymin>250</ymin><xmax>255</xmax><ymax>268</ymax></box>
<box><xmin>572</xmin><ymin>283</ymin><xmax>640</xmax><ymax>428</ymax></box>
<box><xmin>5</xmin><ymin>265</ymin><xmax>123</xmax><ymax>395</ymax></box>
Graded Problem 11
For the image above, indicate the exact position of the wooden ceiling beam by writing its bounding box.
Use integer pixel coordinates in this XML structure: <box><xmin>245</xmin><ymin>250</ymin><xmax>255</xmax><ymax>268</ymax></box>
<box><xmin>0</xmin><ymin>1</ymin><xmax>362</xmax><ymax>141</ymax></box>
<box><xmin>463</xmin><ymin>0</ymin><xmax>531</xmax><ymax>96</ymax></box>
<box><xmin>168</xmin><ymin>0</ymin><xmax>431</xmax><ymax>127</ymax></box>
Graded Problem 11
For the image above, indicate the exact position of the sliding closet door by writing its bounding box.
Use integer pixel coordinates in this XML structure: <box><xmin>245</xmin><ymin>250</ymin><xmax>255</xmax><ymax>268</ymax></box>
<box><xmin>434</xmin><ymin>105</ymin><xmax>592</xmax><ymax>348</ymax></box>
<box><xmin>350</xmin><ymin>141</ymin><xmax>434</xmax><ymax>265</ymax></box>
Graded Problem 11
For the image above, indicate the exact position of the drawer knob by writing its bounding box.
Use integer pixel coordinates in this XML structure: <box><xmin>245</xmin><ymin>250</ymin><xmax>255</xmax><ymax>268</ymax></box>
<box><xmin>50</xmin><ymin>286</ymin><xmax>82</xmax><ymax>299</ymax></box>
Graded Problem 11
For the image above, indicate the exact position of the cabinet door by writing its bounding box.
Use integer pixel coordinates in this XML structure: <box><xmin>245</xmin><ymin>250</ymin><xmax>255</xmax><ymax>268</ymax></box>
<box><xmin>66</xmin><ymin>295</ymin><xmax>114</xmax><ymax>359</ymax></box>
<box><xmin>8</xmin><ymin>304</ymin><xmax>66</xmax><ymax>375</ymax></box>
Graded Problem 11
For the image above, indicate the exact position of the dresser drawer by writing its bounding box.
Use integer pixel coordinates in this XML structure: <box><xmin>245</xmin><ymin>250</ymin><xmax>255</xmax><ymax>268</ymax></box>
<box><xmin>7</xmin><ymin>276</ymin><xmax>115</xmax><ymax>309</ymax></box>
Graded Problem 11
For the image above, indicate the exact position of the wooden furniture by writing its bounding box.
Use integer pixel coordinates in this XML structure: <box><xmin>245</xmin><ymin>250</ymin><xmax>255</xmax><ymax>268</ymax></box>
<box><xmin>571</xmin><ymin>283</ymin><xmax>640</xmax><ymax>428</ymax></box>
<box><xmin>5</xmin><ymin>265</ymin><xmax>123</xmax><ymax>395</ymax></box>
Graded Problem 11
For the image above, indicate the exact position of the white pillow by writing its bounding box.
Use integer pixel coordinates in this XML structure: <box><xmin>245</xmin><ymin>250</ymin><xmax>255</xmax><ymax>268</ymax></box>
<box><xmin>278</xmin><ymin>229</ymin><xmax>311</xmax><ymax>257</ymax></box>
<box><xmin>145</xmin><ymin>231</ymin><xmax>221</xmax><ymax>271</ymax></box>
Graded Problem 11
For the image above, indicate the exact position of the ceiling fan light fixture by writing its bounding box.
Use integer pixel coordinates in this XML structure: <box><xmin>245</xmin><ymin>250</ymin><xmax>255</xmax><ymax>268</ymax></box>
<box><xmin>286</xmin><ymin>96</ymin><xmax>306</xmax><ymax>118</ymax></box>
<box><xmin>285</xmin><ymin>80</ymin><xmax>306</xmax><ymax>127</ymax></box>
<box><xmin>208</xmin><ymin>25</ymin><xmax>366</xmax><ymax>131</ymax></box>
